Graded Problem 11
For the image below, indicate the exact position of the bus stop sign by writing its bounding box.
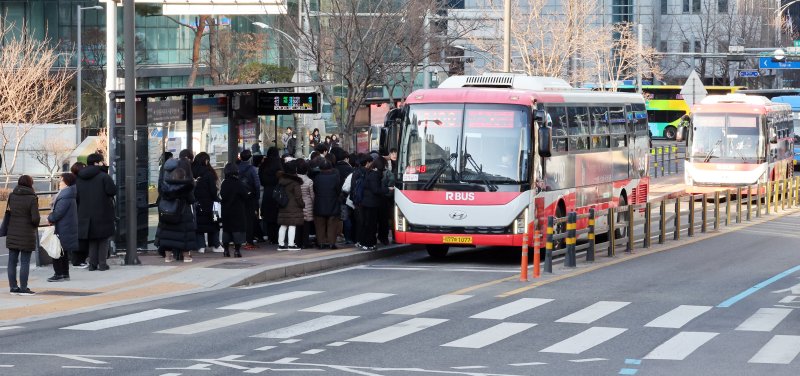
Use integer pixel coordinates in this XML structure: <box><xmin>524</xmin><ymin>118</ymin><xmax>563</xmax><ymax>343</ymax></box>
<box><xmin>258</xmin><ymin>92</ymin><xmax>321</xmax><ymax>115</ymax></box>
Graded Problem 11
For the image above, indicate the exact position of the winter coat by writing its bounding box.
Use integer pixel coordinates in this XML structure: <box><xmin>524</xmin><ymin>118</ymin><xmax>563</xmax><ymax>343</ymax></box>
<box><xmin>287</xmin><ymin>137</ymin><xmax>297</xmax><ymax>157</ymax></box>
<box><xmin>238</xmin><ymin>160</ymin><xmax>261</xmax><ymax>197</ymax></box>
<box><xmin>156</xmin><ymin>159</ymin><xmax>198</xmax><ymax>251</ymax></box>
<box><xmin>47</xmin><ymin>185</ymin><xmax>79</xmax><ymax>253</ymax></box>
<box><xmin>259</xmin><ymin>158</ymin><xmax>282</xmax><ymax>223</ymax></box>
<box><xmin>382</xmin><ymin>169</ymin><xmax>396</xmax><ymax>198</ymax></box>
<box><xmin>299</xmin><ymin>174</ymin><xmax>314</xmax><ymax>222</ymax></box>
<box><xmin>76</xmin><ymin>165</ymin><xmax>117</xmax><ymax>240</ymax></box>
<box><xmin>192</xmin><ymin>165</ymin><xmax>219</xmax><ymax>233</ymax></box>
<box><xmin>335</xmin><ymin>161</ymin><xmax>353</xmax><ymax>188</ymax></box>
<box><xmin>5</xmin><ymin>185</ymin><xmax>40</xmax><ymax>251</ymax></box>
<box><xmin>361</xmin><ymin>169</ymin><xmax>388</xmax><ymax>208</ymax></box>
<box><xmin>220</xmin><ymin>176</ymin><xmax>250</xmax><ymax>233</ymax></box>
<box><xmin>276</xmin><ymin>172</ymin><xmax>305</xmax><ymax>226</ymax></box>
<box><xmin>348</xmin><ymin>166</ymin><xmax>367</xmax><ymax>207</ymax></box>
<box><xmin>342</xmin><ymin>173</ymin><xmax>355</xmax><ymax>209</ymax></box>
<box><xmin>312</xmin><ymin>169</ymin><xmax>341</xmax><ymax>217</ymax></box>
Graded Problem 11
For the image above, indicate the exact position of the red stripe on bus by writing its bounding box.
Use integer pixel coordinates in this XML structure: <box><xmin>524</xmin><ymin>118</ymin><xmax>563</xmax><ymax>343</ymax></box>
<box><xmin>400</xmin><ymin>191</ymin><xmax>523</xmax><ymax>205</ymax></box>
<box><xmin>394</xmin><ymin>232</ymin><xmax>524</xmax><ymax>247</ymax></box>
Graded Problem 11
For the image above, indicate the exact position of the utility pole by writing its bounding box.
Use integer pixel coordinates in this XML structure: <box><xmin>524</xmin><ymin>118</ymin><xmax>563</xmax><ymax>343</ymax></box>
<box><xmin>123</xmin><ymin>0</ymin><xmax>140</xmax><ymax>265</ymax></box>
<box><xmin>502</xmin><ymin>0</ymin><xmax>511</xmax><ymax>72</ymax></box>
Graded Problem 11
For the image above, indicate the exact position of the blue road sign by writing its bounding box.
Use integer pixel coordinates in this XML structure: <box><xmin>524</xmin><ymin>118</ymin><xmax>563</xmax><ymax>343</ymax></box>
<box><xmin>738</xmin><ymin>70</ymin><xmax>760</xmax><ymax>78</ymax></box>
<box><xmin>760</xmin><ymin>57</ymin><xmax>800</xmax><ymax>69</ymax></box>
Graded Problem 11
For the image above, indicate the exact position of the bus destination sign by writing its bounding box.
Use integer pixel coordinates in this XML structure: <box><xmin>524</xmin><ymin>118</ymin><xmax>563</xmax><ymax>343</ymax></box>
<box><xmin>258</xmin><ymin>92</ymin><xmax>321</xmax><ymax>115</ymax></box>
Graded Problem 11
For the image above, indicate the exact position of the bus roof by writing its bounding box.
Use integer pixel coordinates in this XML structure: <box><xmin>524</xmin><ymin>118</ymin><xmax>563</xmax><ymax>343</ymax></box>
<box><xmin>405</xmin><ymin>87</ymin><xmax>645</xmax><ymax>106</ymax></box>
<box><xmin>614</xmin><ymin>85</ymin><xmax>744</xmax><ymax>92</ymax></box>
<box><xmin>771</xmin><ymin>95</ymin><xmax>800</xmax><ymax>111</ymax></box>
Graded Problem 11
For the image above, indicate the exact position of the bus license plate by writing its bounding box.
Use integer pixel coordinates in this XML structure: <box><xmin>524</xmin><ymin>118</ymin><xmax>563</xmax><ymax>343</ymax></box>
<box><xmin>443</xmin><ymin>236</ymin><xmax>472</xmax><ymax>244</ymax></box>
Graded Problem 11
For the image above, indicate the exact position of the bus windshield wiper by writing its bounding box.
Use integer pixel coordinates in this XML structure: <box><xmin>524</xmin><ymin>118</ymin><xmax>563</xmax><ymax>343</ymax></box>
<box><xmin>703</xmin><ymin>139</ymin><xmax>723</xmax><ymax>163</ymax></box>
<box><xmin>422</xmin><ymin>153</ymin><xmax>458</xmax><ymax>191</ymax></box>
<box><xmin>463</xmin><ymin>153</ymin><xmax>498</xmax><ymax>192</ymax></box>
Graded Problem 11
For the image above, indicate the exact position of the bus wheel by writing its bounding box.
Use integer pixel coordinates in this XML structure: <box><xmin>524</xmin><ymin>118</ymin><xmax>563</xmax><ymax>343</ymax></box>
<box><xmin>615</xmin><ymin>195</ymin><xmax>628</xmax><ymax>239</ymax></box>
<box><xmin>664</xmin><ymin>126</ymin><xmax>677</xmax><ymax>140</ymax></box>
<box><xmin>426</xmin><ymin>245</ymin><xmax>449</xmax><ymax>259</ymax></box>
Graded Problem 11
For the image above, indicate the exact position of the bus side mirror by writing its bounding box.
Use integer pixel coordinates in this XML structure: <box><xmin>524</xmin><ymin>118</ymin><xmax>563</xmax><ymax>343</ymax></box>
<box><xmin>538</xmin><ymin>126</ymin><xmax>552</xmax><ymax>158</ymax></box>
<box><xmin>769</xmin><ymin>128</ymin><xmax>778</xmax><ymax>144</ymax></box>
<box><xmin>676</xmin><ymin>126</ymin><xmax>688</xmax><ymax>142</ymax></box>
<box><xmin>535</xmin><ymin>110</ymin><xmax>546</xmax><ymax>122</ymax></box>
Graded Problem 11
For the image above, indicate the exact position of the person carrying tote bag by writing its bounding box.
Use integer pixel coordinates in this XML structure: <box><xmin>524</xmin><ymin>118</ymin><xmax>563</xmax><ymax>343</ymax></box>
<box><xmin>6</xmin><ymin>175</ymin><xmax>40</xmax><ymax>296</ymax></box>
<box><xmin>46</xmin><ymin>173</ymin><xmax>79</xmax><ymax>282</ymax></box>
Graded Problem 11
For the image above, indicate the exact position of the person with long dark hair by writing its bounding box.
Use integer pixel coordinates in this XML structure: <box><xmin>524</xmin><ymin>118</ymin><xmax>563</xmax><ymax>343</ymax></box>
<box><xmin>157</xmin><ymin>158</ymin><xmax>198</xmax><ymax>262</ymax></box>
<box><xmin>192</xmin><ymin>152</ymin><xmax>222</xmax><ymax>254</ymax></box>
<box><xmin>76</xmin><ymin>153</ymin><xmax>116</xmax><ymax>271</ymax></box>
<box><xmin>238</xmin><ymin>150</ymin><xmax>261</xmax><ymax>248</ymax></box>
<box><xmin>259</xmin><ymin>147</ymin><xmax>282</xmax><ymax>244</ymax></box>
<box><xmin>47</xmin><ymin>173</ymin><xmax>78</xmax><ymax>282</ymax></box>
<box><xmin>359</xmin><ymin>156</ymin><xmax>389</xmax><ymax>251</ymax></box>
<box><xmin>6</xmin><ymin>175</ymin><xmax>40</xmax><ymax>295</ymax></box>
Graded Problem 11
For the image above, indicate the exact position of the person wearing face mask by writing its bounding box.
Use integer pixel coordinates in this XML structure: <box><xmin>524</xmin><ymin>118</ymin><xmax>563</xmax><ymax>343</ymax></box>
<box><xmin>46</xmin><ymin>173</ymin><xmax>79</xmax><ymax>282</ymax></box>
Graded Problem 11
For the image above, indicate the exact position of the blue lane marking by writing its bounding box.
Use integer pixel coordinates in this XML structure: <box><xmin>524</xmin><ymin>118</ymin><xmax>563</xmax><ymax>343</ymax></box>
<box><xmin>619</xmin><ymin>369</ymin><xmax>638</xmax><ymax>375</ymax></box>
<box><xmin>717</xmin><ymin>264</ymin><xmax>800</xmax><ymax>308</ymax></box>
<box><xmin>625</xmin><ymin>359</ymin><xmax>642</xmax><ymax>365</ymax></box>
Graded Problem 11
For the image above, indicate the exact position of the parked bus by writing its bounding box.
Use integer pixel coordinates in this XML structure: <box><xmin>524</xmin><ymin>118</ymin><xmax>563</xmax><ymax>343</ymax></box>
<box><xmin>616</xmin><ymin>85</ymin><xmax>743</xmax><ymax>140</ymax></box>
<box><xmin>390</xmin><ymin>74</ymin><xmax>650</xmax><ymax>258</ymax></box>
<box><xmin>684</xmin><ymin>94</ymin><xmax>793</xmax><ymax>193</ymax></box>
<box><xmin>770</xmin><ymin>95</ymin><xmax>800</xmax><ymax>169</ymax></box>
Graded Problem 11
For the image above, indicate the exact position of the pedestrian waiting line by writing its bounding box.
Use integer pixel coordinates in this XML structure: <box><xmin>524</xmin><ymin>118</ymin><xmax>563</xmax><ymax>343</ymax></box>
<box><xmin>531</xmin><ymin>177</ymin><xmax>800</xmax><ymax>276</ymax></box>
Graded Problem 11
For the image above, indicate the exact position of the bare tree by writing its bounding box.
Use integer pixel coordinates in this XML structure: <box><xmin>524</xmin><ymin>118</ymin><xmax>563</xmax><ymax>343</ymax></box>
<box><xmin>591</xmin><ymin>23</ymin><xmax>663</xmax><ymax>91</ymax></box>
<box><xmin>205</xmin><ymin>29</ymin><xmax>267</xmax><ymax>85</ymax></box>
<box><xmin>33</xmin><ymin>139</ymin><xmax>72</xmax><ymax>189</ymax></box>
<box><xmin>0</xmin><ymin>20</ymin><xmax>74</xmax><ymax>177</ymax></box>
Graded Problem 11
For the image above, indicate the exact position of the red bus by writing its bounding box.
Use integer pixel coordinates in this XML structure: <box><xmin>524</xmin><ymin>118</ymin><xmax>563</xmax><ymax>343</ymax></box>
<box><xmin>391</xmin><ymin>74</ymin><xmax>651</xmax><ymax>258</ymax></box>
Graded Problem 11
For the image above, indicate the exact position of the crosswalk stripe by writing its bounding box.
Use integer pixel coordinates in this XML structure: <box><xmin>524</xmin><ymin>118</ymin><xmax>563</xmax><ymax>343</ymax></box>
<box><xmin>218</xmin><ymin>291</ymin><xmax>323</xmax><ymax>310</ymax></box>
<box><xmin>384</xmin><ymin>295</ymin><xmax>472</xmax><ymax>315</ymax></box>
<box><xmin>300</xmin><ymin>293</ymin><xmax>394</xmax><ymax>313</ymax></box>
<box><xmin>748</xmin><ymin>335</ymin><xmax>800</xmax><ymax>364</ymax></box>
<box><xmin>645</xmin><ymin>305</ymin><xmax>712</xmax><ymax>328</ymax></box>
<box><xmin>251</xmin><ymin>315</ymin><xmax>358</xmax><ymax>339</ymax></box>
<box><xmin>556</xmin><ymin>301</ymin><xmax>630</xmax><ymax>324</ymax></box>
<box><xmin>540</xmin><ymin>327</ymin><xmax>627</xmax><ymax>354</ymax></box>
<box><xmin>61</xmin><ymin>309</ymin><xmax>188</xmax><ymax>331</ymax></box>
<box><xmin>441</xmin><ymin>323</ymin><xmax>536</xmax><ymax>349</ymax></box>
<box><xmin>348</xmin><ymin>318</ymin><xmax>448</xmax><ymax>343</ymax></box>
<box><xmin>643</xmin><ymin>331</ymin><xmax>718</xmax><ymax>360</ymax></box>
<box><xmin>470</xmin><ymin>298</ymin><xmax>553</xmax><ymax>320</ymax></box>
<box><xmin>736</xmin><ymin>308</ymin><xmax>793</xmax><ymax>332</ymax></box>
<box><xmin>156</xmin><ymin>312</ymin><xmax>273</xmax><ymax>335</ymax></box>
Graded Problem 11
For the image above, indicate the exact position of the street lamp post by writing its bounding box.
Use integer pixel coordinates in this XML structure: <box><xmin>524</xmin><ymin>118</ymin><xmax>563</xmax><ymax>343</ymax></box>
<box><xmin>76</xmin><ymin>5</ymin><xmax>103</xmax><ymax>145</ymax></box>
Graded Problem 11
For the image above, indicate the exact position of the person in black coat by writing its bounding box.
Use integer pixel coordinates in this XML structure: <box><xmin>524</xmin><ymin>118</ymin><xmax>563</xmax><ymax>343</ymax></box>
<box><xmin>259</xmin><ymin>147</ymin><xmax>282</xmax><ymax>244</ymax></box>
<box><xmin>47</xmin><ymin>173</ymin><xmax>79</xmax><ymax>282</ymax></box>
<box><xmin>76</xmin><ymin>153</ymin><xmax>116</xmax><ymax>271</ymax></box>
<box><xmin>220</xmin><ymin>163</ymin><xmax>250</xmax><ymax>257</ymax></box>
<box><xmin>6</xmin><ymin>175</ymin><xmax>40</xmax><ymax>295</ymax></box>
<box><xmin>157</xmin><ymin>158</ymin><xmax>198</xmax><ymax>262</ymax></box>
<box><xmin>192</xmin><ymin>152</ymin><xmax>221</xmax><ymax>254</ymax></box>
<box><xmin>358</xmin><ymin>157</ymin><xmax>389</xmax><ymax>251</ymax></box>
<box><xmin>312</xmin><ymin>158</ymin><xmax>341</xmax><ymax>249</ymax></box>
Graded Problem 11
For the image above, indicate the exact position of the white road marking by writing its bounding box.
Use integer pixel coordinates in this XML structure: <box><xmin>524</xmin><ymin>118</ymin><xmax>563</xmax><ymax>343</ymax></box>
<box><xmin>61</xmin><ymin>309</ymin><xmax>187</xmax><ymax>331</ymax></box>
<box><xmin>736</xmin><ymin>308</ymin><xmax>793</xmax><ymax>332</ymax></box>
<box><xmin>451</xmin><ymin>365</ymin><xmax>487</xmax><ymax>369</ymax></box>
<box><xmin>252</xmin><ymin>315</ymin><xmax>358</xmax><ymax>339</ymax></box>
<box><xmin>0</xmin><ymin>326</ymin><xmax>23</xmax><ymax>331</ymax></box>
<box><xmin>364</xmin><ymin>266</ymin><xmax>518</xmax><ymax>273</ymax></box>
<box><xmin>243</xmin><ymin>367</ymin><xmax>269</xmax><ymax>374</ymax></box>
<box><xmin>748</xmin><ymin>335</ymin><xmax>800</xmax><ymax>364</ymax></box>
<box><xmin>240</xmin><ymin>267</ymin><xmax>362</xmax><ymax>289</ymax></box>
<box><xmin>509</xmin><ymin>362</ymin><xmax>547</xmax><ymax>366</ymax></box>
<box><xmin>384</xmin><ymin>295</ymin><xmax>472</xmax><ymax>315</ymax></box>
<box><xmin>442</xmin><ymin>323</ymin><xmax>536</xmax><ymax>349</ymax></box>
<box><xmin>540</xmin><ymin>327</ymin><xmax>627</xmax><ymax>354</ymax></box>
<box><xmin>218</xmin><ymin>291</ymin><xmax>323</xmax><ymax>310</ymax></box>
<box><xmin>556</xmin><ymin>301</ymin><xmax>630</xmax><ymax>324</ymax></box>
<box><xmin>0</xmin><ymin>365</ymin><xmax>14</xmax><ymax>368</ymax></box>
<box><xmin>348</xmin><ymin>318</ymin><xmax>448</xmax><ymax>343</ymax></box>
<box><xmin>300</xmin><ymin>293</ymin><xmax>394</xmax><ymax>313</ymax></box>
<box><xmin>302</xmin><ymin>349</ymin><xmax>325</xmax><ymax>355</ymax></box>
<box><xmin>779</xmin><ymin>295</ymin><xmax>800</xmax><ymax>304</ymax></box>
<box><xmin>569</xmin><ymin>358</ymin><xmax>608</xmax><ymax>363</ymax></box>
<box><xmin>471</xmin><ymin>298</ymin><xmax>553</xmax><ymax>320</ymax></box>
<box><xmin>643</xmin><ymin>331</ymin><xmax>718</xmax><ymax>360</ymax></box>
<box><xmin>219</xmin><ymin>355</ymin><xmax>244</xmax><ymax>361</ymax></box>
<box><xmin>274</xmin><ymin>358</ymin><xmax>298</xmax><ymax>363</ymax></box>
<box><xmin>156</xmin><ymin>364</ymin><xmax>212</xmax><ymax>370</ymax></box>
<box><xmin>281</xmin><ymin>339</ymin><xmax>301</xmax><ymax>344</ymax></box>
<box><xmin>327</xmin><ymin>342</ymin><xmax>348</xmax><ymax>347</ymax></box>
<box><xmin>58</xmin><ymin>355</ymin><xmax>108</xmax><ymax>364</ymax></box>
<box><xmin>645</xmin><ymin>305</ymin><xmax>712</xmax><ymax>328</ymax></box>
<box><xmin>159</xmin><ymin>373</ymin><xmax>182</xmax><ymax>376</ymax></box>
<box><xmin>255</xmin><ymin>346</ymin><xmax>276</xmax><ymax>351</ymax></box>
<box><xmin>61</xmin><ymin>366</ymin><xmax>112</xmax><ymax>369</ymax></box>
<box><xmin>157</xmin><ymin>312</ymin><xmax>273</xmax><ymax>335</ymax></box>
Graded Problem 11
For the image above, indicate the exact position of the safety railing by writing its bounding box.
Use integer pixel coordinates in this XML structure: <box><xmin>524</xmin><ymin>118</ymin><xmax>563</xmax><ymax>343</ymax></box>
<box><xmin>649</xmin><ymin>145</ymin><xmax>685</xmax><ymax>178</ymax></box>
<box><xmin>521</xmin><ymin>177</ymin><xmax>800</xmax><ymax>278</ymax></box>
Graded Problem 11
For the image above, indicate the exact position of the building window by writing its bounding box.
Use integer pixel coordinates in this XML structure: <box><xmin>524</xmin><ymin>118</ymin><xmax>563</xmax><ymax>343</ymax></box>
<box><xmin>659</xmin><ymin>40</ymin><xmax>668</xmax><ymax>52</ymax></box>
<box><xmin>694</xmin><ymin>40</ymin><xmax>702</xmax><ymax>52</ymax></box>
<box><xmin>692</xmin><ymin>0</ymin><xmax>701</xmax><ymax>13</ymax></box>
<box><xmin>661</xmin><ymin>0</ymin><xmax>668</xmax><ymax>15</ymax></box>
<box><xmin>718</xmin><ymin>0</ymin><xmax>728</xmax><ymax>13</ymax></box>
<box><xmin>612</xmin><ymin>0</ymin><xmax>634</xmax><ymax>23</ymax></box>
<box><xmin>682</xmin><ymin>41</ymin><xmax>690</xmax><ymax>52</ymax></box>
<box><xmin>683</xmin><ymin>0</ymin><xmax>689</xmax><ymax>13</ymax></box>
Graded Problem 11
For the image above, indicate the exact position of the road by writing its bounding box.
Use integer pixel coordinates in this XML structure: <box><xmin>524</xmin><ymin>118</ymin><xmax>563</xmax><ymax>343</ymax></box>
<box><xmin>1</xmin><ymin>210</ymin><xmax>799</xmax><ymax>375</ymax></box>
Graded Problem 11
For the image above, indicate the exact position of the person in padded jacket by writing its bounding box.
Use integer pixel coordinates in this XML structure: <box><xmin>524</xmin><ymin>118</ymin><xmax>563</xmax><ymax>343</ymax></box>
<box><xmin>358</xmin><ymin>156</ymin><xmax>389</xmax><ymax>251</ymax></box>
<box><xmin>46</xmin><ymin>173</ymin><xmax>79</xmax><ymax>282</ymax></box>
<box><xmin>157</xmin><ymin>158</ymin><xmax>198</xmax><ymax>262</ymax></box>
<box><xmin>312</xmin><ymin>157</ymin><xmax>341</xmax><ymax>249</ymax></box>
<box><xmin>276</xmin><ymin>160</ymin><xmax>304</xmax><ymax>251</ymax></box>
<box><xmin>76</xmin><ymin>153</ymin><xmax>116</xmax><ymax>271</ymax></box>
<box><xmin>192</xmin><ymin>152</ymin><xmax>222</xmax><ymax>254</ymax></box>
<box><xmin>5</xmin><ymin>175</ymin><xmax>40</xmax><ymax>295</ymax></box>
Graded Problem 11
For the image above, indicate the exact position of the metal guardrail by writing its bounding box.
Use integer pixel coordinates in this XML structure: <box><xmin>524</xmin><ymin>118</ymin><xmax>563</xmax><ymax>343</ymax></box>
<box><xmin>649</xmin><ymin>145</ymin><xmax>685</xmax><ymax>178</ymax></box>
<box><xmin>534</xmin><ymin>177</ymin><xmax>800</xmax><ymax>274</ymax></box>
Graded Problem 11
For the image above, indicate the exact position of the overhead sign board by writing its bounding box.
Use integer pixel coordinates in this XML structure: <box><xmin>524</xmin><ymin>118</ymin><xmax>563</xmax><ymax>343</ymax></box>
<box><xmin>737</xmin><ymin>70</ymin><xmax>760</xmax><ymax>78</ymax></box>
<box><xmin>680</xmin><ymin>71</ymin><xmax>707</xmax><ymax>108</ymax></box>
<box><xmin>760</xmin><ymin>57</ymin><xmax>800</xmax><ymax>69</ymax></box>
<box><xmin>258</xmin><ymin>92</ymin><xmax>321</xmax><ymax>115</ymax></box>
<box><xmin>147</xmin><ymin>100</ymin><xmax>185</xmax><ymax>123</ymax></box>
<box><xmin>98</xmin><ymin>0</ymin><xmax>287</xmax><ymax>15</ymax></box>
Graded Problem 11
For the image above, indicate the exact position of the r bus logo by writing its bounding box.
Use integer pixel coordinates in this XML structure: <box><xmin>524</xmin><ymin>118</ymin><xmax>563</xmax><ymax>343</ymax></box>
<box><xmin>445</xmin><ymin>192</ymin><xmax>476</xmax><ymax>201</ymax></box>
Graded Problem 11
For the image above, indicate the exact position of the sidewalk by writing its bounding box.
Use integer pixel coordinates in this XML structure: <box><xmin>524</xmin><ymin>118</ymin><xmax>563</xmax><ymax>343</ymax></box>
<box><xmin>650</xmin><ymin>173</ymin><xmax>686</xmax><ymax>201</ymax></box>
<box><xmin>0</xmin><ymin>242</ymin><xmax>414</xmax><ymax>325</ymax></box>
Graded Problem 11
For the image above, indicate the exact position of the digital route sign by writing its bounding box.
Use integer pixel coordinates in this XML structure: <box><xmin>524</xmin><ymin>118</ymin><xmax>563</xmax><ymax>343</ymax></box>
<box><xmin>257</xmin><ymin>92</ymin><xmax>321</xmax><ymax>115</ymax></box>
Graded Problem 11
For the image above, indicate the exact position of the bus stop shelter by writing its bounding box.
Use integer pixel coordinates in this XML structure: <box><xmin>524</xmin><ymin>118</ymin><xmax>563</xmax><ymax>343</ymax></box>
<box><xmin>109</xmin><ymin>82</ymin><xmax>324</xmax><ymax>253</ymax></box>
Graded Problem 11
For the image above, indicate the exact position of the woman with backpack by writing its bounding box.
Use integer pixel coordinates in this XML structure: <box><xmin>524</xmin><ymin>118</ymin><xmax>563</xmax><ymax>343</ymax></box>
<box><xmin>220</xmin><ymin>163</ymin><xmax>249</xmax><ymax>257</ymax></box>
<box><xmin>157</xmin><ymin>159</ymin><xmax>198</xmax><ymax>263</ymax></box>
<box><xmin>312</xmin><ymin>157</ymin><xmax>341</xmax><ymax>249</ymax></box>
<box><xmin>192</xmin><ymin>152</ymin><xmax>222</xmax><ymax>254</ymax></box>
<box><xmin>359</xmin><ymin>156</ymin><xmax>389</xmax><ymax>251</ymax></box>
<box><xmin>276</xmin><ymin>160</ymin><xmax>304</xmax><ymax>251</ymax></box>
<box><xmin>259</xmin><ymin>147</ymin><xmax>282</xmax><ymax>245</ymax></box>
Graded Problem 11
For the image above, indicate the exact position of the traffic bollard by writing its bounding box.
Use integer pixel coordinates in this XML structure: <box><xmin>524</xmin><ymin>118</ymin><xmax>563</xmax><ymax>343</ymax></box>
<box><xmin>587</xmin><ymin>208</ymin><xmax>596</xmax><ymax>262</ymax></box>
<box><xmin>660</xmin><ymin>147</ymin><xmax>665</xmax><ymax>176</ymax></box>
<box><xmin>651</xmin><ymin>148</ymin><xmax>658</xmax><ymax>178</ymax></box>
<box><xmin>545</xmin><ymin>217</ymin><xmax>554</xmax><ymax>274</ymax></box>
<box><xmin>736</xmin><ymin>187</ymin><xmax>742</xmax><ymax>224</ymax></box>
<box><xmin>701</xmin><ymin>193</ymin><xmax>708</xmax><ymax>233</ymax></box>
<box><xmin>674</xmin><ymin>198</ymin><xmax>681</xmax><ymax>240</ymax></box>
<box><xmin>626</xmin><ymin>204</ymin><xmax>634</xmax><ymax>253</ymax></box>
<box><xmin>688</xmin><ymin>196</ymin><xmax>695</xmax><ymax>237</ymax></box>
<box><xmin>644</xmin><ymin>202</ymin><xmax>652</xmax><ymax>248</ymax></box>
<box><xmin>520</xmin><ymin>226</ymin><xmax>529</xmax><ymax>282</ymax></box>
<box><xmin>667</xmin><ymin>147</ymin><xmax>672</xmax><ymax>175</ymax></box>
<box><xmin>565</xmin><ymin>212</ymin><xmax>576</xmax><ymax>267</ymax></box>
<box><xmin>773</xmin><ymin>181</ymin><xmax>778</xmax><ymax>213</ymax></box>
<box><xmin>726</xmin><ymin>189</ymin><xmax>732</xmax><ymax>226</ymax></box>
<box><xmin>659</xmin><ymin>200</ymin><xmax>666</xmax><ymax>244</ymax></box>
<box><xmin>746</xmin><ymin>185</ymin><xmax>752</xmax><ymax>221</ymax></box>
<box><xmin>533</xmin><ymin>228</ymin><xmax>540</xmax><ymax>279</ymax></box>
<box><xmin>714</xmin><ymin>191</ymin><xmax>720</xmax><ymax>230</ymax></box>
<box><xmin>766</xmin><ymin>181</ymin><xmax>771</xmax><ymax>215</ymax></box>
<box><xmin>608</xmin><ymin>207</ymin><xmax>616</xmax><ymax>257</ymax></box>
<box><xmin>757</xmin><ymin>183</ymin><xmax>762</xmax><ymax>217</ymax></box>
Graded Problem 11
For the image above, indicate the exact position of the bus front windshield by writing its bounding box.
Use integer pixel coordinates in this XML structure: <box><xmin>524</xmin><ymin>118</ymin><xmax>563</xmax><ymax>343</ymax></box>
<box><xmin>400</xmin><ymin>103</ymin><xmax>530</xmax><ymax>184</ymax></box>
<box><xmin>691</xmin><ymin>114</ymin><xmax>761</xmax><ymax>161</ymax></box>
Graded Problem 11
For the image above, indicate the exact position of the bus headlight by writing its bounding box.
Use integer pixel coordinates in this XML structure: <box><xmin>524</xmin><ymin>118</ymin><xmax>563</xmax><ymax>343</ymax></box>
<box><xmin>394</xmin><ymin>205</ymin><xmax>407</xmax><ymax>232</ymax></box>
<box><xmin>513</xmin><ymin>208</ymin><xmax>529</xmax><ymax>235</ymax></box>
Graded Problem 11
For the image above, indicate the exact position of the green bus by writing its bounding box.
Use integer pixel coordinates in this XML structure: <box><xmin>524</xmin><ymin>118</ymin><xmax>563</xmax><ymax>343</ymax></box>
<box><xmin>617</xmin><ymin>85</ymin><xmax>744</xmax><ymax>139</ymax></box>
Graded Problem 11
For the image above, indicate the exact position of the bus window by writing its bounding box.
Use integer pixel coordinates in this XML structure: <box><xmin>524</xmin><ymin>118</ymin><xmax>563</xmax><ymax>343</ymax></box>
<box><xmin>546</xmin><ymin>106</ymin><xmax>569</xmax><ymax>153</ymax></box>
<box><xmin>590</xmin><ymin>106</ymin><xmax>609</xmax><ymax>135</ymax></box>
<box><xmin>609</xmin><ymin>106</ymin><xmax>626</xmax><ymax>134</ymax></box>
<box><xmin>568</xmin><ymin>107</ymin><xmax>590</xmax><ymax>151</ymax></box>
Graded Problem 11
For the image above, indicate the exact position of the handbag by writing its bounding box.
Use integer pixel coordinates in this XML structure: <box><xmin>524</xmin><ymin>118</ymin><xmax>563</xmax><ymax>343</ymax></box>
<box><xmin>212</xmin><ymin>201</ymin><xmax>222</xmax><ymax>222</ymax></box>
<box><xmin>40</xmin><ymin>226</ymin><xmax>61</xmax><ymax>259</ymax></box>
<box><xmin>0</xmin><ymin>196</ymin><xmax>11</xmax><ymax>237</ymax></box>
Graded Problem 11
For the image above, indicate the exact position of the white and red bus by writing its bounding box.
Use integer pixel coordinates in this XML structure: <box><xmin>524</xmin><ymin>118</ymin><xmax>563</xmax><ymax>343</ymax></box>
<box><xmin>391</xmin><ymin>74</ymin><xmax>651</xmax><ymax>258</ymax></box>
<box><xmin>684</xmin><ymin>94</ymin><xmax>793</xmax><ymax>193</ymax></box>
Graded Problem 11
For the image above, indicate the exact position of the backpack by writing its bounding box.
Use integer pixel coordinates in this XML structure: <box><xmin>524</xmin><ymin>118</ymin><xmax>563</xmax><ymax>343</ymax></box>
<box><xmin>272</xmin><ymin>184</ymin><xmax>289</xmax><ymax>208</ymax></box>
<box><xmin>240</xmin><ymin>166</ymin><xmax>257</xmax><ymax>194</ymax></box>
<box><xmin>351</xmin><ymin>173</ymin><xmax>365</xmax><ymax>205</ymax></box>
<box><xmin>158</xmin><ymin>198</ymin><xmax>185</xmax><ymax>224</ymax></box>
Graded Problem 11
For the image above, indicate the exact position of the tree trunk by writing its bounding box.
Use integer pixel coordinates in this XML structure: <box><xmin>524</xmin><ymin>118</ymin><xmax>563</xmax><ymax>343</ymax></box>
<box><xmin>187</xmin><ymin>15</ymin><xmax>209</xmax><ymax>87</ymax></box>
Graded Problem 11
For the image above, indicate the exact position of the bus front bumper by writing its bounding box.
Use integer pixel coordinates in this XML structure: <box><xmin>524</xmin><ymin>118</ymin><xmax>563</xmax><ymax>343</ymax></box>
<box><xmin>394</xmin><ymin>232</ymin><xmax>525</xmax><ymax>247</ymax></box>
